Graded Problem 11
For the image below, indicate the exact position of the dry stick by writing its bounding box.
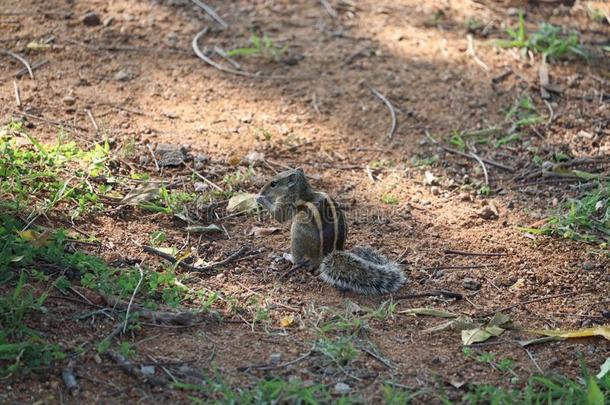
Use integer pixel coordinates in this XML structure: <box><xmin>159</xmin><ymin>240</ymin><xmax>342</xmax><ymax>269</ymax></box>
<box><xmin>466</xmin><ymin>34</ymin><xmax>489</xmax><ymax>71</ymax></box>
<box><xmin>543</xmin><ymin>99</ymin><xmax>554</xmax><ymax>124</ymax></box>
<box><xmin>12</xmin><ymin>80</ymin><xmax>20</xmax><ymax>106</ymax></box>
<box><xmin>477</xmin><ymin>291</ymin><xmax>578</xmax><ymax>318</ymax></box>
<box><xmin>470</xmin><ymin>152</ymin><xmax>489</xmax><ymax>185</ymax></box>
<box><xmin>143</xmin><ymin>245</ymin><xmax>248</xmax><ymax>273</ymax></box>
<box><xmin>107</xmin><ymin>351</ymin><xmax>167</xmax><ymax>387</ymax></box>
<box><xmin>191</xmin><ymin>0</ymin><xmax>228</xmax><ymax>28</ymax></box>
<box><xmin>237</xmin><ymin>350</ymin><xmax>313</xmax><ymax>372</ymax></box>
<box><xmin>424</xmin><ymin>130</ymin><xmax>515</xmax><ymax>173</ymax></box>
<box><xmin>189</xmin><ymin>167</ymin><xmax>223</xmax><ymax>191</ymax></box>
<box><xmin>1</xmin><ymin>49</ymin><xmax>34</xmax><ymax>79</ymax></box>
<box><xmin>370</xmin><ymin>87</ymin><xmax>397</xmax><ymax>139</ymax></box>
<box><xmin>0</xmin><ymin>59</ymin><xmax>48</xmax><ymax>81</ymax></box>
<box><xmin>13</xmin><ymin>110</ymin><xmax>89</xmax><ymax>132</ymax></box>
<box><xmin>394</xmin><ymin>289</ymin><xmax>463</xmax><ymax>301</ymax></box>
<box><xmin>146</xmin><ymin>144</ymin><xmax>160</xmax><ymax>172</ymax></box>
<box><xmin>213</xmin><ymin>45</ymin><xmax>240</xmax><ymax>69</ymax></box>
<box><xmin>422</xmin><ymin>264</ymin><xmax>498</xmax><ymax>271</ymax></box>
<box><xmin>361</xmin><ymin>347</ymin><xmax>395</xmax><ymax>369</ymax></box>
<box><xmin>123</xmin><ymin>264</ymin><xmax>144</xmax><ymax>334</ymax></box>
<box><xmin>192</xmin><ymin>28</ymin><xmax>261</xmax><ymax>78</ymax></box>
<box><xmin>320</xmin><ymin>0</ymin><xmax>338</xmax><ymax>18</ymax></box>
<box><xmin>443</xmin><ymin>145</ymin><xmax>515</xmax><ymax>172</ymax></box>
<box><xmin>444</xmin><ymin>249</ymin><xmax>507</xmax><ymax>257</ymax></box>
<box><xmin>84</xmin><ymin>108</ymin><xmax>99</xmax><ymax>133</ymax></box>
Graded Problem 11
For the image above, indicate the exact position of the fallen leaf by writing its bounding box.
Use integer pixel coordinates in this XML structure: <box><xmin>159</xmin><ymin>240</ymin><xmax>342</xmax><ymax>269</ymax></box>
<box><xmin>185</xmin><ymin>224</ymin><xmax>223</xmax><ymax>234</ymax></box>
<box><xmin>517</xmin><ymin>336</ymin><xmax>562</xmax><ymax>347</ymax></box>
<box><xmin>227</xmin><ymin>193</ymin><xmax>258</xmax><ymax>214</ymax></box>
<box><xmin>488</xmin><ymin>312</ymin><xmax>510</xmax><ymax>327</ymax></box>
<box><xmin>461</xmin><ymin>314</ymin><xmax>509</xmax><ymax>345</ymax></box>
<box><xmin>462</xmin><ymin>328</ymin><xmax>494</xmax><ymax>345</ymax></box>
<box><xmin>509</xmin><ymin>278</ymin><xmax>525</xmax><ymax>291</ymax></box>
<box><xmin>280</xmin><ymin>315</ymin><xmax>295</xmax><ymax>328</ymax></box>
<box><xmin>597</xmin><ymin>357</ymin><xmax>610</xmax><ymax>380</ymax></box>
<box><xmin>121</xmin><ymin>183</ymin><xmax>161</xmax><ymax>205</ymax></box>
<box><xmin>424</xmin><ymin>315</ymin><xmax>476</xmax><ymax>333</ymax></box>
<box><xmin>399</xmin><ymin>308</ymin><xmax>459</xmax><ymax>318</ymax></box>
<box><xmin>18</xmin><ymin>229</ymin><xmax>52</xmax><ymax>248</ymax></box>
<box><xmin>10</xmin><ymin>255</ymin><xmax>25</xmax><ymax>262</ymax></box>
<box><xmin>26</xmin><ymin>41</ymin><xmax>51</xmax><ymax>51</ymax></box>
<box><xmin>249</xmin><ymin>226</ymin><xmax>280</xmax><ymax>237</ymax></box>
<box><xmin>530</xmin><ymin>326</ymin><xmax>610</xmax><ymax>341</ymax></box>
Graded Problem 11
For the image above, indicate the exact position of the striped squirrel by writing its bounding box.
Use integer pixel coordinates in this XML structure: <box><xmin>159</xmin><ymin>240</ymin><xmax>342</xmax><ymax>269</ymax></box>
<box><xmin>256</xmin><ymin>168</ymin><xmax>405</xmax><ymax>294</ymax></box>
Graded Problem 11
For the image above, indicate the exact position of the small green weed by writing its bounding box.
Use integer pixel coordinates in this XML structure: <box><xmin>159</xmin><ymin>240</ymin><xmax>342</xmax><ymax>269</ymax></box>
<box><xmin>227</xmin><ymin>33</ymin><xmax>287</xmax><ymax>61</ymax></box>
<box><xmin>175</xmin><ymin>372</ymin><xmax>343</xmax><ymax>404</ymax></box>
<box><xmin>381</xmin><ymin>193</ymin><xmax>399</xmax><ymax>205</ymax></box>
<box><xmin>505</xmin><ymin>95</ymin><xmax>543</xmax><ymax>130</ymax></box>
<box><xmin>463</xmin><ymin>371</ymin><xmax>610</xmax><ymax>404</ymax></box>
<box><xmin>543</xmin><ymin>182</ymin><xmax>609</xmax><ymax>246</ymax></box>
<box><xmin>316</xmin><ymin>336</ymin><xmax>359</xmax><ymax>366</ymax></box>
<box><xmin>497</xmin><ymin>10</ymin><xmax>586</xmax><ymax>61</ymax></box>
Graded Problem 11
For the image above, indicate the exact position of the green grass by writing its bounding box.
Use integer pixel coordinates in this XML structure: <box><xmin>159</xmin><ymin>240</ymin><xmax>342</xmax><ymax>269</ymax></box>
<box><xmin>497</xmin><ymin>10</ymin><xmax>586</xmax><ymax>61</ymax></box>
<box><xmin>176</xmin><ymin>373</ymin><xmax>355</xmax><ymax>404</ymax></box>
<box><xmin>227</xmin><ymin>33</ymin><xmax>287</xmax><ymax>61</ymax></box>
<box><xmin>0</xmin><ymin>123</ymin><xmax>194</xmax><ymax>376</ymax></box>
<box><xmin>462</xmin><ymin>372</ymin><xmax>610</xmax><ymax>405</ymax></box>
<box><xmin>544</xmin><ymin>182</ymin><xmax>610</xmax><ymax>246</ymax></box>
<box><xmin>381</xmin><ymin>193</ymin><xmax>399</xmax><ymax>205</ymax></box>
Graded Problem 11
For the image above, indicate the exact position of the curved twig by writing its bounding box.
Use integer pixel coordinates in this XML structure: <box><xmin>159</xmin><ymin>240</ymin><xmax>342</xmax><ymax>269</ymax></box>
<box><xmin>123</xmin><ymin>264</ymin><xmax>144</xmax><ymax>333</ymax></box>
<box><xmin>1</xmin><ymin>49</ymin><xmax>34</xmax><ymax>79</ymax></box>
<box><xmin>370</xmin><ymin>87</ymin><xmax>397</xmax><ymax>139</ymax></box>
<box><xmin>470</xmin><ymin>152</ymin><xmax>489</xmax><ymax>185</ymax></box>
<box><xmin>191</xmin><ymin>0</ymin><xmax>228</xmax><ymax>28</ymax></box>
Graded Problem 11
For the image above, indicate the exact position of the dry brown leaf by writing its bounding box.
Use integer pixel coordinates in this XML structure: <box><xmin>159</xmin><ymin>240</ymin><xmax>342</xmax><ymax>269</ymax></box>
<box><xmin>530</xmin><ymin>326</ymin><xmax>610</xmax><ymax>341</ymax></box>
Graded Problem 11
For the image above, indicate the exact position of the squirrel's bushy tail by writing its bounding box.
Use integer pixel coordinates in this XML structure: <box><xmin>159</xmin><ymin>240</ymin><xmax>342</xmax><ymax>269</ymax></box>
<box><xmin>319</xmin><ymin>246</ymin><xmax>405</xmax><ymax>294</ymax></box>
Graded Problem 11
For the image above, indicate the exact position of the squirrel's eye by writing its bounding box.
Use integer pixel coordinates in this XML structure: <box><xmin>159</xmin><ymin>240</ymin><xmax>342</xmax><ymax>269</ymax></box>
<box><xmin>270</xmin><ymin>181</ymin><xmax>277</xmax><ymax>188</ymax></box>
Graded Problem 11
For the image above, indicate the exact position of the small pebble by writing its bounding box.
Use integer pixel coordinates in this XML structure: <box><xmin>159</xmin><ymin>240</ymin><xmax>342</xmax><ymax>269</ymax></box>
<box><xmin>269</xmin><ymin>353</ymin><xmax>282</xmax><ymax>365</ymax></box>
<box><xmin>463</xmin><ymin>278</ymin><xmax>481</xmax><ymax>291</ymax></box>
<box><xmin>82</xmin><ymin>11</ymin><xmax>101</xmax><ymax>26</ymax></box>
<box><xmin>334</xmin><ymin>382</ymin><xmax>351</xmax><ymax>395</ymax></box>
<box><xmin>215</xmin><ymin>273</ymin><xmax>226</xmax><ymax>282</ymax></box>
<box><xmin>114</xmin><ymin>69</ymin><xmax>132</xmax><ymax>82</ymax></box>
<box><xmin>478</xmin><ymin>204</ymin><xmax>499</xmax><ymax>220</ymax></box>
<box><xmin>582</xmin><ymin>261</ymin><xmax>595</xmax><ymax>271</ymax></box>
<box><xmin>63</xmin><ymin>95</ymin><xmax>76</xmax><ymax>106</ymax></box>
<box><xmin>430</xmin><ymin>186</ymin><xmax>440</xmax><ymax>196</ymax></box>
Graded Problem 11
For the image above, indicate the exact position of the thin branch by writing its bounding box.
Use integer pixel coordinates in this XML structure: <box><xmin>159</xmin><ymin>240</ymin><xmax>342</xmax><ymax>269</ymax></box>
<box><xmin>422</xmin><ymin>264</ymin><xmax>498</xmax><ymax>271</ymax></box>
<box><xmin>444</xmin><ymin>249</ymin><xmax>507</xmax><ymax>257</ymax></box>
<box><xmin>85</xmin><ymin>109</ymin><xmax>99</xmax><ymax>133</ymax></box>
<box><xmin>470</xmin><ymin>152</ymin><xmax>489</xmax><ymax>185</ymax></box>
<box><xmin>237</xmin><ymin>350</ymin><xmax>313</xmax><ymax>372</ymax></box>
<box><xmin>123</xmin><ymin>264</ymin><xmax>144</xmax><ymax>334</ymax></box>
<box><xmin>442</xmin><ymin>146</ymin><xmax>515</xmax><ymax>172</ymax></box>
<box><xmin>370</xmin><ymin>87</ymin><xmax>397</xmax><ymax>139</ymax></box>
<box><xmin>0</xmin><ymin>59</ymin><xmax>48</xmax><ymax>81</ymax></box>
<box><xmin>1</xmin><ymin>49</ymin><xmax>34</xmax><ymax>79</ymax></box>
<box><xmin>192</xmin><ymin>28</ymin><xmax>260</xmax><ymax>78</ymax></box>
<box><xmin>143</xmin><ymin>245</ymin><xmax>249</xmax><ymax>273</ymax></box>
<box><xmin>477</xmin><ymin>291</ymin><xmax>580</xmax><ymax>318</ymax></box>
<box><xmin>394</xmin><ymin>289</ymin><xmax>463</xmax><ymax>301</ymax></box>
<box><xmin>466</xmin><ymin>34</ymin><xmax>489</xmax><ymax>71</ymax></box>
<box><xmin>191</xmin><ymin>0</ymin><xmax>228</xmax><ymax>28</ymax></box>
<box><xmin>12</xmin><ymin>80</ymin><xmax>20</xmax><ymax>107</ymax></box>
<box><xmin>320</xmin><ymin>0</ymin><xmax>338</xmax><ymax>18</ymax></box>
<box><xmin>189</xmin><ymin>167</ymin><xmax>223</xmax><ymax>191</ymax></box>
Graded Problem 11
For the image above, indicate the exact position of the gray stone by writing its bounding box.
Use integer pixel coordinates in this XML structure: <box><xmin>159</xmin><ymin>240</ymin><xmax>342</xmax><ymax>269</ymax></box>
<box><xmin>463</xmin><ymin>278</ymin><xmax>481</xmax><ymax>290</ymax></box>
<box><xmin>83</xmin><ymin>12</ymin><xmax>101</xmax><ymax>26</ymax></box>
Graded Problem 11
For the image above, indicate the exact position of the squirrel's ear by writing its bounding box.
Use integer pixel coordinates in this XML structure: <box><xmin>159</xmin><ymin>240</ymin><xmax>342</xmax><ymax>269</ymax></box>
<box><xmin>287</xmin><ymin>172</ymin><xmax>297</xmax><ymax>187</ymax></box>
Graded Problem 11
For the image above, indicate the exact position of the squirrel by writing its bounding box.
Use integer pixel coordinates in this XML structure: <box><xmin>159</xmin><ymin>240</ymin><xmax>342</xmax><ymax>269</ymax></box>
<box><xmin>256</xmin><ymin>168</ymin><xmax>405</xmax><ymax>294</ymax></box>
